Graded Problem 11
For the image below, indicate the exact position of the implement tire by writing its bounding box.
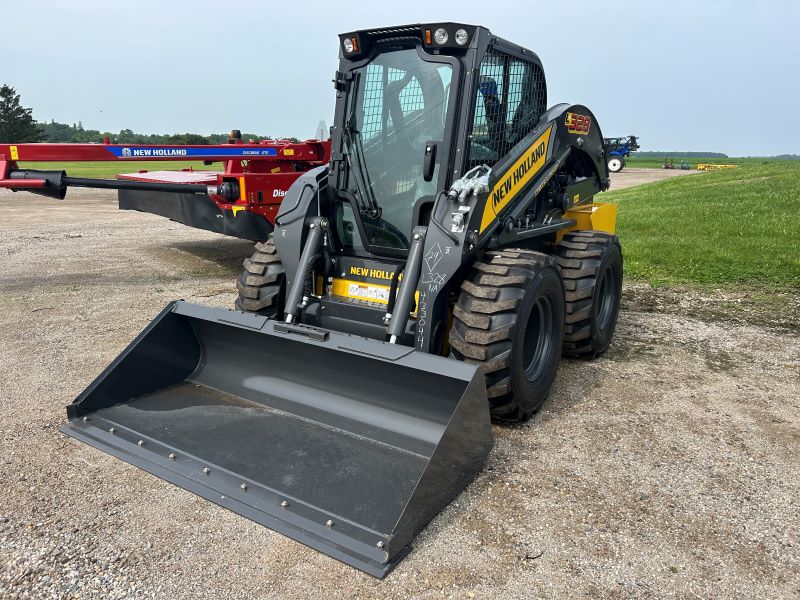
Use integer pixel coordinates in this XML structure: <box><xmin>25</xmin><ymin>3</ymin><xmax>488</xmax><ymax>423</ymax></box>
<box><xmin>607</xmin><ymin>156</ymin><xmax>624</xmax><ymax>173</ymax></box>
<box><xmin>235</xmin><ymin>235</ymin><xmax>286</xmax><ymax>317</ymax></box>
<box><xmin>555</xmin><ymin>231</ymin><xmax>622</xmax><ymax>358</ymax></box>
<box><xmin>449</xmin><ymin>249</ymin><xmax>565</xmax><ymax>423</ymax></box>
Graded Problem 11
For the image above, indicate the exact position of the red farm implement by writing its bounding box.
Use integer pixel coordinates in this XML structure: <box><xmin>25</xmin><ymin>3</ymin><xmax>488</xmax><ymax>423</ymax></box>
<box><xmin>0</xmin><ymin>133</ymin><xmax>330</xmax><ymax>240</ymax></box>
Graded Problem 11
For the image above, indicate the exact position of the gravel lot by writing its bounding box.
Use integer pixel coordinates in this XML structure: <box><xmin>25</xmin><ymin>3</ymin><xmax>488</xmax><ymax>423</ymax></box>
<box><xmin>1</xmin><ymin>170</ymin><xmax>797</xmax><ymax>599</ymax></box>
<box><xmin>609</xmin><ymin>167</ymin><xmax>696</xmax><ymax>190</ymax></box>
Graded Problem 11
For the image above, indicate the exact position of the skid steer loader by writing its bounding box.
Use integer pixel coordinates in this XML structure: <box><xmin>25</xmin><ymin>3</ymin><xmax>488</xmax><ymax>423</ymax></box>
<box><xmin>59</xmin><ymin>23</ymin><xmax>622</xmax><ymax>577</ymax></box>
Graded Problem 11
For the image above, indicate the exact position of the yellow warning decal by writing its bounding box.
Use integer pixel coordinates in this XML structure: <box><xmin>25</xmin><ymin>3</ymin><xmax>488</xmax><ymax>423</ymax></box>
<box><xmin>282</xmin><ymin>148</ymin><xmax>295</xmax><ymax>156</ymax></box>
<box><xmin>332</xmin><ymin>278</ymin><xmax>392</xmax><ymax>304</ymax></box>
<box><xmin>231</xmin><ymin>206</ymin><xmax>247</xmax><ymax>216</ymax></box>
<box><xmin>330</xmin><ymin>278</ymin><xmax>419</xmax><ymax>315</ymax></box>
<box><xmin>479</xmin><ymin>126</ymin><xmax>552</xmax><ymax>233</ymax></box>
<box><xmin>10</xmin><ymin>145</ymin><xmax>19</xmax><ymax>160</ymax></box>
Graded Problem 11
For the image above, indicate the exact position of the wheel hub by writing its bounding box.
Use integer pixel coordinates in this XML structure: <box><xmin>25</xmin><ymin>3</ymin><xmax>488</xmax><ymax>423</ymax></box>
<box><xmin>522</xmin><ymin>296</ymin><xmax>556</xmax><ymax>382</ymax></box>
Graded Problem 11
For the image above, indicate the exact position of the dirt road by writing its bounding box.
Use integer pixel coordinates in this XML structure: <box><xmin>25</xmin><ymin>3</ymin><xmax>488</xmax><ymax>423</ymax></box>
<box><xmin>609</xmin><ymin>167</ymin><xmax>697</xmax><ymax>190</ymax></box>
<box><xmin>0</xmin><ymin>183</ymin><xmax>797</xmax><ymax>599</ymax></box>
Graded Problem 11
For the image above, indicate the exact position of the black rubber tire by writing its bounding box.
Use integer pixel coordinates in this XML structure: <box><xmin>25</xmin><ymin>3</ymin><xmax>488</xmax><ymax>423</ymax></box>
<box><xmin>234</xmin><ymin>234</ymin><xmax>286</xmax><ymax>317</ymax></box>
<box><xmin>449</xmin><ymin>249</ymin><xmax>566</xmax><ymax>423</ymax></box>
<box><xmin>607</xmin><ymin>156</ymin><xmax>624</xmax><ymax>173</ymax></box>
<box><xmin>555</xmin><ymin>231</ymin><xmax>623</xmax><ymax>358</ymax></box>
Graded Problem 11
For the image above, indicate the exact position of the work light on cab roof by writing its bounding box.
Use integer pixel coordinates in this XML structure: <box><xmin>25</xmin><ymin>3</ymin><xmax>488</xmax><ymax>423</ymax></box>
<box><xmin>339</xmin><ymin>23</ymin><xmax>478</xmax><ymax>59</ymax></box>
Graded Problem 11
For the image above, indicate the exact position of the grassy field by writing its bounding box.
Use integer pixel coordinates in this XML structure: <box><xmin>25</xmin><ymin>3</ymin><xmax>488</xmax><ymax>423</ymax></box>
<box><xmin>625</xmin><ymin>156</ymin><xmax>782</xmax><ymax>169</ymax></box>
<box><xmin>17</xmin><ymin>161</ymin><xmax>222</xmax><ymax>178</ymax></box>
<box><xmin>605</xmin><ymin>160</ymin><xmax>800</xmax><ymax>290</ymax></box>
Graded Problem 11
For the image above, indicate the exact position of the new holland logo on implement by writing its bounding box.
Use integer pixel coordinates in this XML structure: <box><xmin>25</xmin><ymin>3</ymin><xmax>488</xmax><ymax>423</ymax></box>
<box><xmin>479</xmin><ymin>126</ymin><xmax>552</xmax><ymax>232</ymax></box>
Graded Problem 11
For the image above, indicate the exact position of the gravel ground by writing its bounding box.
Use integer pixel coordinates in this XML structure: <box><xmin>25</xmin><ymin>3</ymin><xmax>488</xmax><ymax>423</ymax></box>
<box><xmin>1</xmin><ymin>179</ymin><xmax>797</xmax><ymax>599</ymax></box>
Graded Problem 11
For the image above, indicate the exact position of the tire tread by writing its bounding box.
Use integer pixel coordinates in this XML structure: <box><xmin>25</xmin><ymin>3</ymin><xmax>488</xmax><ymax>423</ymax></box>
<box><xmin>449</xmin><ymin>249</ymin><xmax>558</xmax><ymax>422</ymax></box>
<box><xmin>555</xmin><ymin>231</ymin><xmax>621</xmax><ymax>358</ymax></box>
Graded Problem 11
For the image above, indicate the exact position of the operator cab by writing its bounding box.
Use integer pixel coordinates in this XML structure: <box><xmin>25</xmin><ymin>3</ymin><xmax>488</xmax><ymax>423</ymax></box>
<box><xmin>327</xmin><ymin>23</ymin><xmax>547</xmax><ymax>258</ymax></box>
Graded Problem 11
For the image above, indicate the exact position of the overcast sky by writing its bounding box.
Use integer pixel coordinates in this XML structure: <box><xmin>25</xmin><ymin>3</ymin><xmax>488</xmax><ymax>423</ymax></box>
<box><xmin>4</xmin><ymin>0</ymin><xmax>798</xmax><ymax>155</ymax></box>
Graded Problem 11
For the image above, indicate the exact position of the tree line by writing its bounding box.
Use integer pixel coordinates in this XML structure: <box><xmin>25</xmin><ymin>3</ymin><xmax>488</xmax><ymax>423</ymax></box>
<box><xmin>4</xmin><ymin>84</ymin><xmax>799</xmax><ymax>159</ymax></box>
<box><xmin>37</xmin><ymin>121</ymin><xmax>287</xmax><ymax>145</ymax></box>
<box><xmin>636</xmin><ymin>151</ymin><xmax>729</xmax><ymax>158</ymax></box>
<box><xmin>0</xmin><ymin>84</ymin><xmax>296</xmax><ymax>144</ymax></box>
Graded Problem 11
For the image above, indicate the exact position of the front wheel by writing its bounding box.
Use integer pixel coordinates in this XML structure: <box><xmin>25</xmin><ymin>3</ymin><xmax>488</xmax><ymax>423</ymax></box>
<box><xmin>235</xmin><ymin>234</ymin><xmax>286</xmax><ymax>317</ymax></box>
<box><xmin>607</xmin><ymin>156</ymin><xmax>624</xmax><ymax>173</ymax></box>
<box><xmin>449</xmin><ymin>249</ymin><xmax>565</xmax><ymax>422</ymax></box>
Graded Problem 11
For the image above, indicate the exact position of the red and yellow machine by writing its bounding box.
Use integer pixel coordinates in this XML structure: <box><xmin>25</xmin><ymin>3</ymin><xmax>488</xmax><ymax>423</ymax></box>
<box><xmin>0</xmin><ymin>132</ymin><xmax>330</xmax><ymax>240</ymax></box>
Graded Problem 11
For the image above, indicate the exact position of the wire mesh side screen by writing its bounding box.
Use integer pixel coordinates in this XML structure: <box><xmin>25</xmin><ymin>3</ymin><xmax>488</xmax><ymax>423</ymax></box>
<box><xmin>467</xmin><ymin>49</ymin><xmax>547</xmax><ymax>170</ymax></box>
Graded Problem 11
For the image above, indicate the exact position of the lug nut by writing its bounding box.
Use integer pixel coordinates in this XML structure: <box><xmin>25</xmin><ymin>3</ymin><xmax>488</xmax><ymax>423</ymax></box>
<box><xmin>137</xmin><ymin>440</ymin><xmax>144</xmax><ymax>446</ymax></box>
<box><xmin>376</xmin><ymin>541</ymin><xmax>384</xmax><ymax>548</ymax></box>
<box><xmin>280</xmin><ymin>500</ymin><xmax>289</xmax><ymax>508</ymax></box>
<box><xmin>109</xmin><ymin>427</ymin><xmax>116</xmax><ymax>434</ymax></box>
<box><xmin>202</xmin><ymin>467</ymin><xmax>210</xmax><ymax>475</ymax></box>
<box><xmin>168</xmin><ymin>453</ymin><xmax>176</xmax><ymax>460</ymax></box>
<box><xmin>325</xmin><ymin>519</ymin><xmax>334</xmax><ymax>528</ymax></box>
<box><xmin>240</xmin><ymin>483</ymin><xmax>247</xmax><ymax>491</ymax></box>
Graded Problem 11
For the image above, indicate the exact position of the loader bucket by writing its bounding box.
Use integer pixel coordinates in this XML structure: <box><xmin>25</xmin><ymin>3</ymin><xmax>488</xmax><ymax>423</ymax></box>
<box><xmin>61</xmin><ymin>301</ymin><xmax>492</xmax><ymax>577</ymax></box>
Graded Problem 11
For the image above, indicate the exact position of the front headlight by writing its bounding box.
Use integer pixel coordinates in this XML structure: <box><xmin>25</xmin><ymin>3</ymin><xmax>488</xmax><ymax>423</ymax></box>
<box><xmin>455</xmin><ymin>28</ymin><xmax>469</xmax><ymax>45</ymax></box>
<box><xmin>343</xmin><ymin>38</ymin><xmax>354</xmax><ymax>53</ymax></box>
<box><xmin>434</xmin><ymin>28</ymin><xmax>449</xmax><ymax>45</ymax></box>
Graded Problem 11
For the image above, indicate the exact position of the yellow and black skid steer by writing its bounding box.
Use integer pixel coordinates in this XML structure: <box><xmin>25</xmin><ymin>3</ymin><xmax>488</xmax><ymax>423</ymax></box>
<box><xmin>59</xmin><ymin>23</ymin><xmax>623</xmax><ymax>577</ymax></box>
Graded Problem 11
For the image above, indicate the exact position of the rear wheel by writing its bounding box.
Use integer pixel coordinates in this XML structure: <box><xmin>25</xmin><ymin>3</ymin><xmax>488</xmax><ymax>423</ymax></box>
<box><xmin>235</xmin><ymin>234</ymin><xmax>286</xmax><ymax>317</ymax></box>
<box><xmin>555</xmin><ymin>231</ymin><xmax>623</xmax><ymax>358</ymax></box>
<box><xmin>449</xmin><ymin>249</ymin><xmax>565</xmax><ymax>422</ymax></box>
<box><xmin>607</xmin><ymin>156</ymin><xmax>624</xmax><ymax>173</ymax></box>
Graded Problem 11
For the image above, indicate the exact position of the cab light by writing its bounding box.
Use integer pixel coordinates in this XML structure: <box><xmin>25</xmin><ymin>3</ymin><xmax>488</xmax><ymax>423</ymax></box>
<box><xmin>343</xmin><ymin>36</ymin><xmax>359</xmax><ymax>53</ymax></box>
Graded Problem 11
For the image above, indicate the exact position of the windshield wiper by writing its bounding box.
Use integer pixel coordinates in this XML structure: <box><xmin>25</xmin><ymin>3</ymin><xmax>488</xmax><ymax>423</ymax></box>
<box><xmin>342</xmin><ymin>72</ymin><xmax>382</xmax><ymax>220</ymax></box>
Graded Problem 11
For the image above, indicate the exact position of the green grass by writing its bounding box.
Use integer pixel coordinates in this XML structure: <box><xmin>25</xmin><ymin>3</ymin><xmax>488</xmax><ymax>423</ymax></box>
<box><xmin>624</xmin><ymin>156</ymin><xmax>784</xmax><ymax>169</ymax></box>
<box><xmin>604</xmin><ymin>160</ymin><xmax>800</xmax><ymax>290</ymax></box>
<box><xmin>17</xmin><ymin>161</ymin><xmax>222</xmax><ymax>178</ymax></box>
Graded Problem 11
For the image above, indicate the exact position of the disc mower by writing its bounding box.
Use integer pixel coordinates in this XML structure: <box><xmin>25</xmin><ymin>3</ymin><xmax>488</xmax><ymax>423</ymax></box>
<box><xmin>2</xmin><ymin>23</ymin><xmax>623</xmax><ymax>577</ymax></box>
<box><xmin>0</xmin><ymin>135</ymin><xmax>331</xmax><ymax>240</ymax></box>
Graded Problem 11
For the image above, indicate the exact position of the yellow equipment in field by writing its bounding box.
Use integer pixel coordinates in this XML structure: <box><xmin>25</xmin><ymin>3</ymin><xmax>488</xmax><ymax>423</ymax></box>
<box><xmin>697</xmin><ymin>163</ymin><xmax>737</xmax><ymax>171</ymax></box>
